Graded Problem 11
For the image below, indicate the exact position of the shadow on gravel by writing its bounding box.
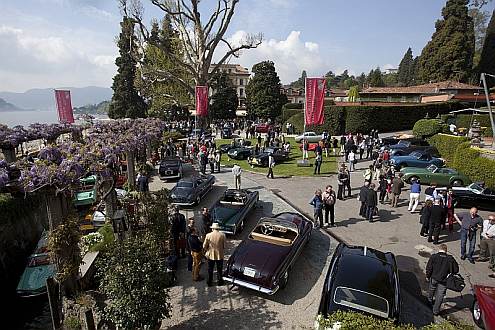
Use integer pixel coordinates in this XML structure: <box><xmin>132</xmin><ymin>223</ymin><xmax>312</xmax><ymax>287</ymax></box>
<box><xmin>442</xmin><ymin>293</ymin><xmax>475</xmax><ymax>317</ymax></box>
<box><xmin>395</xmin><ymin>255</ymin><xmax>435</xmax><ymax>327</ymax></box>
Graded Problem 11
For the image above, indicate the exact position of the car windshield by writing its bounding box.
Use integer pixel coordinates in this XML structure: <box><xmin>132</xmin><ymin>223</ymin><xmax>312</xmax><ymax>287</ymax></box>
<box><xmin>177</xmin><ymin>181</ymin><xmax>193</xmax><ymax>189</ymax></box>
<box><xmin>162</xmin><ymin>160</ymin><xmax>179</xmax><ymax>165</ymax></box>
<box><xmin>469</xmin><ymin>183</ymin><xmax>484</xmax><ymax>193</ymax></box>
<box><xmin>250</xmin><ymin>220</ymin><xmax>298</xmax><ymax>246</ymax></box>
<box><xmin>409</xmin><ymin>151</ymin><xmax>422</xmax><ymax>158</ymax></box>
<box><xmin>426</xmin><ymin>164</ymin><xmax>438</xmax><ymax>173</ymax></box>
<box><xmin>397</xmin><ymin>140</ymin><xmax>410</xmax><ymax>147</ymax></box>
<box><xmin>333</xmin><ymin>286</ymin><xmax>389</xmax><ymax>319</ymax></box>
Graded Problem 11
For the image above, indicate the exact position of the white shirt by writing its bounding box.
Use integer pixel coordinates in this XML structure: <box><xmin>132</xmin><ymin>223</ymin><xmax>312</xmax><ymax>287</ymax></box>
<box><xmin>348</xmin><ymin>152</ymin><xmax>355</xmax><ymax>161</ymax></box>
<box><xmin>232</xmin><ymin>165</ymin><xmax>242</xmax><ymax>177</ymax></box>
<box><xmin>268</xmin><ymin>155</ymin><xmax>275</xmax><ymax>168</ymax></box>
<box><xmin>482</xmin><ymin>220</ymin><xmax>495</xmax><ymax>239</ymax></box>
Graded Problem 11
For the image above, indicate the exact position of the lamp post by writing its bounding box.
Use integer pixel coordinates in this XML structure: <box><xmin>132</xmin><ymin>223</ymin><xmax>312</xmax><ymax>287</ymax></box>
<box><xmin>480</xmin><ymin>73</ymin><xmax>495</xmax><ymax>146</ymax></box>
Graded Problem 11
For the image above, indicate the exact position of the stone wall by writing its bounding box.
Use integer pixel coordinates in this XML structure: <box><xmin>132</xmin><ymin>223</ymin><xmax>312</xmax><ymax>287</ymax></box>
<box><xmin>0</xmin><ymin>196</ymin><xmax>48</xmax><ymax>296</ymax></box>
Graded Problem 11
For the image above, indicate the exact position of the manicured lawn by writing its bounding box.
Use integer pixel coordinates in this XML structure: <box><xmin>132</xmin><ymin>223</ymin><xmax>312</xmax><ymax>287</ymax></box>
<box><xmin>216</xmin><ymin>138</ymin><xmax>338</xmax><ymax>177</ymax></box>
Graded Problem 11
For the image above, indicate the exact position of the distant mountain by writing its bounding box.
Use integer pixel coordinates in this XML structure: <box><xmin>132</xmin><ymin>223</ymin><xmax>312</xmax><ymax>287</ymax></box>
<box><xmin>0</xmin><ymin>86</ymin><xmax>113</xmax><ymax>111</ymax></box>
<box><xmin>73</xmin><ymin>100</ymin><xmax>110</xmax><ymax>115</ymax></box>
<box><xmin>0</xmin><ymin>98</ymin><xmax>25</xmax><ymax>112</ymax></box>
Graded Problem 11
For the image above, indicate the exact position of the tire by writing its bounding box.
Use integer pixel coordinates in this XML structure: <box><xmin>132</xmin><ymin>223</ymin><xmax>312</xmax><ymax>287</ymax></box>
<box><xmin>452</xmin><ymin>179</ymin><xmax>463</xmax><ymax>187</ymax></box>
<box><xmin>279</xmin><ymin>270</ymin><xmax>289</xmax><ymax>289</ymax></box>
<box><xmin>472</xmin><ymin>299</ymin><xmax>485</xmax><ymax>329</ymax></box>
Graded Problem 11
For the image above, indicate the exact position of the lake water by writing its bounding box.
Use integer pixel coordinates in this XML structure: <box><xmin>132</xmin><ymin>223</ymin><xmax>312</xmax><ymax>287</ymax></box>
<box><xmin>0</xmin><ymin>110</ymin><xmax>108</xmax><ymax>127</ymax></box>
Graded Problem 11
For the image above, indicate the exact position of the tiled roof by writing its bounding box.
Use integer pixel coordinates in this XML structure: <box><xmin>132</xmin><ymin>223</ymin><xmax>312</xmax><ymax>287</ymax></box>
<box><xmin>361</xmin><ymin>81</ymin><xmax>482</xmax><ymax>94</ymax></box>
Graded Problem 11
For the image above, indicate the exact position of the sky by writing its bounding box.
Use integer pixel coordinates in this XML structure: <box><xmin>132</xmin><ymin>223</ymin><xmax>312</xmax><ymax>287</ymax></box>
<box><xmin>0</xmin><ymin>0</ymin><xmax>493</xmax><ymax>92</ymax></box>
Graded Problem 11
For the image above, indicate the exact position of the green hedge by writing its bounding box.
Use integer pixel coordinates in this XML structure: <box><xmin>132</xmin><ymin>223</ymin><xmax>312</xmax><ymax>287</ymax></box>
<box><xmin>316</xmin><ymin>311</ymin><xmax>472</xmax><ymax>330</ymax></box>
<box><xmin>283</xmin><ymin>102</ymin><xmax>304</xmax><ymax>109</ymax></box>
<box><xmin>281</xmin><ymin>109</ymin><xmax>302</xmax><ymax>124</ymax></box>
<box><xmin>413</xmin><ymin>119</ymin><xmax>448</xmax><ymax>138</ymax></box>
<box><xmin>284</xmin><ymin>102</ymin><xmax>461</xmax><ymax>136</ymax></box>
<box><xmin>428</xmin><ymin>133</ymin><xmax>495</xmax><ymax>188</ymax></box>
<box><xmin>0</xmin><ymin>193</ymin><xmax>40</xmax><ymax>225</ymax></box>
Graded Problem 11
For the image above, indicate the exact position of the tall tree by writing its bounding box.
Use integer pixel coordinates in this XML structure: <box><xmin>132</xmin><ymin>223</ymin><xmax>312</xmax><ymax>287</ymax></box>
<box><xmin>136</xmin><ymin>16</ymin><xmax>192</xmax><ymax>118</ymax></box>
<box><xmin>397</xmin><ymin>48</ymin><xmax>415</xmax><ymax>86</ymax></box>
<box><xmin>209</xmin><ymin>72</ymin><xmax>238</xmax><ymax>119</ymax></box>
<box><xmin>289</xmin><ymin>70</ymin><xmax>307</xmax><ymax>89</ymax></box>
<box><xmin>368</xmin><ymin>67</ymin><xmax>385</xmax><ymax>87</ymax></box>
<box><xmin>246</xmin><ymin>61</ymin><xmax>287</xmax><ymax>119</ymax></box>
<box><xmin>122</xmin><ymin>0</ymin><xmax>262</xmax><ymax>94</ymax></box>
<box><xmin>417</xmin><ymin>0</ymin><xmax>475</xmax><ymax>83</ymax></box>
<box><xmin>109</xmin><ymin>17</ymin><xmax>147</xmax><ymax>119</ymax></box>
<box><xmin>478</xmin><ymin>9</ymin><xmax>495</xmax><ymax>87</ymax></box>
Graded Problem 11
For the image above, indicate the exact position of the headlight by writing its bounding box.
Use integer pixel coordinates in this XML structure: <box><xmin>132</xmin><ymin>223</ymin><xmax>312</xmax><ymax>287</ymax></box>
<box><xmin>232</xmin><ymin>151</ymin><xmax>238</xmax><ymax>155</ymax></box>
<box><xmin>171</xmin><ymin>193</ymin><xmax>176</xmax><ymax>198</ymax></box>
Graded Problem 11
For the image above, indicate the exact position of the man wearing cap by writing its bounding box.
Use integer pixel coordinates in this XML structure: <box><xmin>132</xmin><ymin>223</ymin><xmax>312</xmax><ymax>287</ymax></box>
<box><xmin>203</xmin><ymin>222</ymin><xmax>226</xmax><ymax>286</ymax></box>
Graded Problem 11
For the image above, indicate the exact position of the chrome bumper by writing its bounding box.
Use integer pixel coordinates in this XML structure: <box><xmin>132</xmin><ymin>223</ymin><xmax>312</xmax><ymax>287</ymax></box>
<box><xmin>223</xmin><ymin>276</ymin><xmax>279</xmax><ymax>295</ymax></box>
<box><xmin>171</xmin><ymin>201</ymin><xmax>195</xmax><ymax>206</ymax></box>
<box><xmin>159</xmin><ymin>173</ymin><xmax>181</xmax><ymax>180</ymax></box>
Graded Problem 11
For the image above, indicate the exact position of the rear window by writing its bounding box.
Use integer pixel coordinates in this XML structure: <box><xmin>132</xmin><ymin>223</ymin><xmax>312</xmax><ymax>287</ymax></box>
<box><xmin>333</xmin><ymin>286</ymin><xmax>389</xmax><ymax>318</ymax></box>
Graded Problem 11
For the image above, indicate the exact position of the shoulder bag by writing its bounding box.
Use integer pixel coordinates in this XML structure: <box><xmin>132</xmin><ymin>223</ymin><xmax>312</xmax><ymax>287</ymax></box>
<box><xmin>446</xmin><ymin>258</ymin><xmax>465</xmax><ymax>292</ymax></box>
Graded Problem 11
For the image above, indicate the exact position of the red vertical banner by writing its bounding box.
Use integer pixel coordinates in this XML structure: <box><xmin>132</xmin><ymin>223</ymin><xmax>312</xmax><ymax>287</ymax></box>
<box><xmin>54</xmin><ymin>90</ymin><xmax>75</xmax><ymax>124</ymax></box>
<box><xmin>195</xmin><ymin>86</ymin><xmax>208</xmax><ymax>117</ymax></box>
<box><xmin>305</xmin><ymin>78</ymin><xmax>326</xmax><ymax>126</ymax></box>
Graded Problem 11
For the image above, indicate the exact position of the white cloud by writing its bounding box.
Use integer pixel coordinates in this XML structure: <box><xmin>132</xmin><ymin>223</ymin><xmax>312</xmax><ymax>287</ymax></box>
<box><xmin>268</xmin><ymin>0</ymin><xmax>296</xmax><ymax>9</ymax></box>
<box><xmin>220</xmin><ymin>30</ymin><xmax>329</xmax><ymax>84</ymax></box>
<box><xmin>80</xmin><ymin>6</ymin><xmax>117</xmax><ymax>22</ymax></box>
<box><xmin>0</xmin><ymin>24</ymin><xmax>116</xmax><ymax>91</ymax></box>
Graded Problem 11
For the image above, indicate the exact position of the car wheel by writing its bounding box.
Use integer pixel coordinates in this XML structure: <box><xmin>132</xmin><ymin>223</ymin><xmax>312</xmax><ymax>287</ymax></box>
<box><xmin>279</xmin><ymin>270</ymin><xmax>289</xmax><ymax>289</ymax></box>
<box><xmin>452</xmin><ymin>179</ymin><xmax>463</xmax><ymax>187</ymax></box>
<box><xmin>409</xmin><ymin>176</ymin><xmax>419</xmax><ymax>184</ymax></box>
<box><xmin>472</xmin><ymin>299</ymin><xmax>485</xmax><ymax>329</ymax></box>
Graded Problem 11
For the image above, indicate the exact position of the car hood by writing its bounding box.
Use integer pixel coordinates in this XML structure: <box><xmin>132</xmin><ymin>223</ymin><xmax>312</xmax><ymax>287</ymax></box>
<box><xmin>17</xmin><ymin>263</ymin><xmax>56</xmax><ymax>293</ymax></box>
<box><xmin>213</xmin><ymin>206</ymin><xmax>240</xmax><ymax>226</ymax></box>
<box><xmin>391</xmin><ymin>155</ymin><xmax>417</xmax><ymax>161</ymax></box>
<box><xmin>227</xmin><ymin>238</ymin><xmax>291</xmax><ymax>284</ymax></box>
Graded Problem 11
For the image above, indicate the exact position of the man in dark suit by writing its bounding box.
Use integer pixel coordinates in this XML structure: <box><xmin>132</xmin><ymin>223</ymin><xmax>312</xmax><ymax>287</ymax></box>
<box><xmin>428</xmin><ymin>198</ymin><xmax>446</xmax><ymax>244</ymax></box>
<box><xmin>366</xmin><ymin>183</ymin><xmax>378</xmax><ymax>223</ymax></box>
<box><xmin>358</xmin><ymin>181</ymin><xmax>370</xmax><ymax>218</ymax></box>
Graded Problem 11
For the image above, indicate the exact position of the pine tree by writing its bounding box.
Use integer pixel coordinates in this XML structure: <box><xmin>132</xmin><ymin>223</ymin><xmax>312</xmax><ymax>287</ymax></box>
<box><xmin>397</xmin><ymin>48</ymin><xmax>415</xmax><ymax>86</ymax></box>
<box><xmin>478</xmin><ymin>9</ymin><xmax>495</xmax><ymax>87</ymax></box>
<box><xmin>109</xmin><ymin>17</ymin><xmax>147</xmax><ymax>119</ymax></box>
<box><xmin>209</xmin><ymin>72</ymin><xmax>238</xmax><ymax>119</ymax></box>
<box><xmin>246</xmin><ymin>61</ymin><xmax>287</xmax><ymax>119</ymax></box>
<box><xmin>417</xmin><ymin>0</ymin><xmax>475</xmax><ymax>83</ymax></box>
<box><xmin>368</xmin><ymin>67</ymin><xmax>385</xmax><ymax>87</ymax></box>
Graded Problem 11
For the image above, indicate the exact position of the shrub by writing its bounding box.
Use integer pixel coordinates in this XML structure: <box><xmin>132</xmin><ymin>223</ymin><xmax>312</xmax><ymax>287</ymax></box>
<box><xmin>64</xmin><ymin>316</ymin><xmax>81</xmax><ymax>330</ymax></box>
<box><xmin>428</xmin><ymin>133</ymin><xmax>495</xmax><ymax>188</ymax></box>
<box><xmin>281</xmin><ymin>108</ymin><xmax>303</xmax><ymax>124</ymax></box>
<box><xmin>283</xmin><ymin>102</ymin><xmax>304</xmax><ymax>109</ymax></box>
<box><xmin>0</xmin><ymin>193</ymin><xmax>40</xmax><ymax>225</ymax></box>
<box><xmin>454</xmin><ymin>114</ymin><xmax>493</xmax><ymax>137</ymax></box>
<box><xmin>413</xmin><ymin>119</ymin><xmax>447</xmax><ymax>138</ymax></box>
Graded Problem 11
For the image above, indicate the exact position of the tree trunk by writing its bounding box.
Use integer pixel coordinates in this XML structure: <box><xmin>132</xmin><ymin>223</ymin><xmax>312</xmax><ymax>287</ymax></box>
<box><xmin>127</xmin><ymin>151</ymin><xmax>136</xmax><ymax>191</ymax></box>
<box><xmin>1</xmin><ymin>147</ymin><xmax>16</xmax><ymax>163</ymax></box>
<box><xmin>45</xmin><ymin>190</ymin><xmax>64</xmax><ymax>231</ymax></box>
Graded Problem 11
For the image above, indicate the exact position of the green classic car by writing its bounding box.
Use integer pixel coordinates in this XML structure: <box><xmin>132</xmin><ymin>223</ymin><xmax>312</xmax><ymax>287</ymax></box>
<box><xmin>74</xmin><ymin>175</ymin><xmax>98</xmax><ymax>207</ymax></box>
<box><xmin>212</xmin><ymin>189</ymin><xmax>259</xmax><ymax>235</ymax></box>
<box><xmin>400</xmin><ymin>164</ymin><xmax>471</xmax><ymax>187</ymax></box>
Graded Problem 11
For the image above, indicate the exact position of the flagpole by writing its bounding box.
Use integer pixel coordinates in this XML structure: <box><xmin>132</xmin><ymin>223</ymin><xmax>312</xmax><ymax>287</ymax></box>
<box><xmin>303</xmin><ymin>78</ymin><xmax>307</xmax><ymax>135</ymax></box>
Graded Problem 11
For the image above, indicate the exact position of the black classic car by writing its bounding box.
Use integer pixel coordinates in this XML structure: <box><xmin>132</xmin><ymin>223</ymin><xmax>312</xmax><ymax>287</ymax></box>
<box><xmin>247</xmin><ymin>147</ymin><xmax>289</xmax><ymax>167</ymax></box>
<box><xmin>159</xmin><ymin>156</ymin><xmax>183</xmax><ymax>180</ymax></box>
<box><xmin>227</xmin><ymin>146</ymin><xmax>253</xmax><ymax>160</ymax></box>
<box><xmin>219</xmin><ymin>139</ymin><xmax>252</xmax><ymax>154</ymax></box>
<box><xmin>384</xmin><ymin>139</ymin><xmax>439</xmax><ymax>157</ymax></box>
<box><xmin>170</xmin><ymin>174</ymin><xmax>215</xmax><ymax>206</ymax></box>
<box><xmin>221</xmin><ymin>127</ymin><xmax>233</xmax><ymax>139</ymax></box>
<box><xmin>223</xmin><ymin>212</ymin><xmax>313</xmax><ymax>294</ymax></box>
<box><xmin>211</xmin><ymin>189</ymin><xmax>259</xmax><ymax>235</ymax></box>
<box><xmin>318</xmin><ymin>243</ymin><xmax>401</xmax><ymax>322</ymax></box>
<box><xmin>436</xmin><ymin>182</ymin><xmax>495</xmax><ymax>211</ymax></box>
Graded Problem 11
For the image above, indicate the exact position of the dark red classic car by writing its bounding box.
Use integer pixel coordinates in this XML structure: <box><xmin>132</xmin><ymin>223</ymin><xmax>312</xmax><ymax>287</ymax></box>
<box><xmin>223</xmin><ymin>212</ymin><xmax>313</xmax><ymax>294</ymax></box>
<box><xmin>255</xmin><ymin>123</ymin><xmax>272</xmax><ymax>133</ymax></box>
<box><xmin>472</xmin><ymin>284</ymin><xmax>495</xmax><ymax>329</ymax></box>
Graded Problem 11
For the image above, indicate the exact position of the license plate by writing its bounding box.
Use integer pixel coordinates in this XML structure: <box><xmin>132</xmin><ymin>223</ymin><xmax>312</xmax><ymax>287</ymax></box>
<box><xmin>243</xmin><ymin>267</ymin><xmax>256</xmax><ymax>277</ymax></box>
<box><xmin>166</xmin><ymin>170</ymin><xmax>172</xmax><ymax>175</ymax></box>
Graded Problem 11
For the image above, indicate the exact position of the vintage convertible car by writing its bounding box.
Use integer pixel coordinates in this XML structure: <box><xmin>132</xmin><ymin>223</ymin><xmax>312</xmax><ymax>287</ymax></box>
<box><xmin>170</xmin><ymin>174</ymin><xmax>215</xmax><ymax>206</ymax></box>
<box><xmin>401</xmin><ymin>164</ymin><xmax>471</xmax><ymax>187</ymax></box>
<box><xmin>211</xmin><ymin>189</ymin><xmax>259</xmax><ymax>235</ymax></box>
<box><xmin>294</xmin><ymin>131</ymin><xmax>322</xmax><ymax>143</ymax></box>
<box><xmin>390</xmin><ymin>150</ymin><xmax>444</xmax><ymax>170</ymax></box>
<box><xmin>472</xmin><ymin>284</ymin><xmax>495</xmax><ymax>330</ymax></box>
<box><xmin>247</xmin><ymin>147</ymin><xmax>289</xmax><ymax>167</ymax></box>
<box><xmin>223</xmin><ymin>212</ymin><xmax>313</xmax><ymax>294</ymax></box>
<box><xmin>318</xmin><ymin>243</ymin><xmax>401</xmax><ymax>322</ymax></box>
<box><xmin>436</xmin><ymin>182</ymin><xmax>495</xmax><ymax>211</ymax></box>
<box><xmin>159</xmin><ymin>156</ymin><xmax>183</xmax><ymax>180</ymax></box>
<box><xmin>227</xmin><ymin>146</ymin><xmax>253</xmax><ymax>160</ymax></box>
<box><xmin>389</xmin><ymin>146</ymin><xmax>439</xmax><ymax>158</ymax></box>
<box><xmin>74</xmin><ymin>175</ymin><xmax>98</xmax><ymax>207</ymax></box>
<box><xmin>219</xmin><ymin>139</ymin><xmax>252</xmax><ymax>154</ymax></box>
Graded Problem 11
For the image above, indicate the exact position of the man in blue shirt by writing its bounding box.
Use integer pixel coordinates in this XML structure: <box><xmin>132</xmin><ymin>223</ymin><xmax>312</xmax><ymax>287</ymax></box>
<box><xmin>408</xmin><ymin>178</ymin><xmax>421</xmax><ymax>213</ymax></box>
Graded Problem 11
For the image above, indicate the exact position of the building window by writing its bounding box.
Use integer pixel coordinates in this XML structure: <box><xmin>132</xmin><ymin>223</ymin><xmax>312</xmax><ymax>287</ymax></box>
<box><xmin>239</xmin><ymin>88</ymin><xmax>244</xmax><ymax>97</ymax></box>
<box><xmin>239</xmin><ymin>78</ymin><xmax>243</xmax><ymax>86</ymax></box>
